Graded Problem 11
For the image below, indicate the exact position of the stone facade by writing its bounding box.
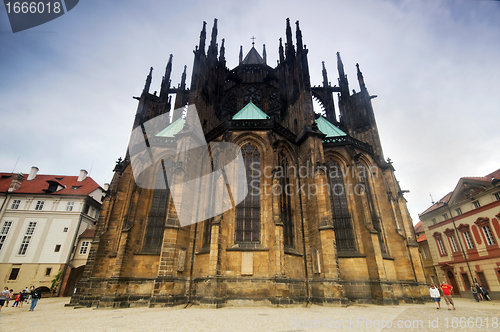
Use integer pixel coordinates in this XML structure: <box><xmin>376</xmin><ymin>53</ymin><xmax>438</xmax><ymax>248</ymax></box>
<box><xmin>70</xmin><ymin>19</ymin><xmax>427</xmax><ymax>308</ymax></box>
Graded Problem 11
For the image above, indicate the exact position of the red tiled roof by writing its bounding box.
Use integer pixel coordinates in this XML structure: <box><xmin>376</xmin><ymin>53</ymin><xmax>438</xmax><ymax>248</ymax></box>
<box><xmin>420</xmin><ymin>192</ymin><xmax>452</xmax><ymax>216</ymax></box>
<box><xmin>79</xmin><ymin>229</ymin><xmax>95</xmax><ymax>239</ymax></box>
<box><xmin>0</xmin><ymin>172</ymin><xmax>101</xmax><ymax>196</ymax></box>
<box><xmin>416</xmin><ymin>233</ymin><xmax>427</xmax><ymax>243</ymax></box>
<box><xmin>462</xmin><ymin>168</ymin><xmax>500</xmax><ymax>183</ymax></box>
<box><xmin>414</xmin><ymin>221</ymin><xmax>424</xmax><ymax>233</ymax></box>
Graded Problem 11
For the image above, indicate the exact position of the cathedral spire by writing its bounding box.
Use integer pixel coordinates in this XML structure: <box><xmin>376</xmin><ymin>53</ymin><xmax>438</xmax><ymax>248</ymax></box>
<box><xmin>337</xmin><ymin>52</ymin><xmax>349</xmax><ymax>97</ymax></box>
<box><xmin>160</xmin><ymin>54</ymin><xmax>173</xmax><ymax>101</ymax></box>
<box><xmin>262</xmin><ymin>44</ymin><xmax>267</xmax><ymax>64</ymax></box>
<box><xmin>239</xmin><ymin>45</ymin><xmax>243</xmax><ymax>64</ymax></box>
<box><xmin>356</xmin><ymin>63</ymin><xmax>366</xmax><ymax>92</ymax></box>
<box><xmin>219</xmin><ymin>38</ymin><xmax>225</xmax><ymax>63</ymax></box>
<box><xmin>285</xmin><ymin>18</ymin><xmax>295</xmax><ymax>58</ymax></box>
<box><xmin>278</xmin><ymin>37</ymin><xmax>284</xmax><ymax>64</ymax></box>
<box><xmin>295</xmin><ymin>20</ymin><xmax>303</xmax><ymax>52</ymax></box>
<box><xmin>198</xmin><ymin>21</ymin><xmax>207</xmax><ymax>55</ymax></box>
<box><xmin>322</xmin><ymin>61</ymin><xmax>328</xmax><ymax>87</ymax></box>
<box><xmin>180</xmin><ymin>65</ymin><xmax>187</xmax><ymax>90</ymax></box>
<box><xmin>208</xmin><ymin>18</ymin><xmax>218</xmax><ymax>58</ymax></box>
<box><xmin>143</xmin><ymin>67</ymin><xmax>153</xmax><ymax>94</ymax></box>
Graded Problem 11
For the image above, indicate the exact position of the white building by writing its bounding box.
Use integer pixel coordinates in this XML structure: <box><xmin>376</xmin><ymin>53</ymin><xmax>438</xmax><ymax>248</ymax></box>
<box><xmin>0</xmin><ymin>167</ymin><xmax>104</xmax><ymax>295</ymax></box>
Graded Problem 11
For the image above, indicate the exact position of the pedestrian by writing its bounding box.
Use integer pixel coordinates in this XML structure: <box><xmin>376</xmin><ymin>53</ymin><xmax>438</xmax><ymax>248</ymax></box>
<box><xmin>19</xmin><ymin>290</ymin><xmax>27</xmax><ymax>307</ymax></box>
<box><xmin>471</xmin><ymin>286</ymin><xmax>480</xmax><ymax>302</ymax></box>
<box><xmin>29</xmin><ymin>287</ymin><xmax>42</xmax><ymax>311</ymax></box>
<box><xmin>5</xmin><ymin>289</ymin><xmax>13</xmax><ymax>307</ymax></box>
<box><xmin>12</xmin><ymin>292</ymin><xmax>21</xmax><ymax>307</ymax></box>
<box><xmin>0</xmin><ymin>287</ymin><xmax>9</xmax><ymax>311</ymax></box>
<box><xmin>440</xmin><ymin>281</ymin><xmax>455</xmax><ymax>310</ymax></box>
<box><xmin>474</xmin><ymin>282</ymin><xmax>484</xmax><ymax>300</ymax></box>
<box><xmin>26</xmin><ymin>286</ymin><xmax>34</xmax><ymax>304</ymax></box>
<box><xmin>430</xmin><ymin>284</ymin><xmax>441</xmax><ymax>309</ymax></box>
<box><xmin>480</xmin><ymin>286</ymin><xmax>490</xmax><ymax>301</ymax></box>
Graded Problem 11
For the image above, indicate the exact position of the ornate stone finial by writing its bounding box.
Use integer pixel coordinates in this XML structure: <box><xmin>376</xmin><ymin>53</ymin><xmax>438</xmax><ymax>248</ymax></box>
<box><xmin>251</xmin><ymin>36</ymin><xmax>256</xmax><ymax>46</ymax></box>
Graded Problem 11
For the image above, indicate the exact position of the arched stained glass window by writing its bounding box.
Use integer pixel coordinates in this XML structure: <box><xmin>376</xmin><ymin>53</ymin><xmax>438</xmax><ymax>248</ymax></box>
<box><xmin>327</xmin><ymin>160</ymin><xmax>356</xmax><ymax>251</ymax></box>
<box><xmin>279</xmin><ymin>152</ymin><xmax>294</xmax><ymax>248</ymax></box>
<box><xmin>358</xmin><ymin>164</ymin><xmax>386</xmax><ymax>254</ymax></box>
<box><xmin>235</xmin><ymin>143</ymin><xmax>261</xmax><ymax>243</ymax></box>
<box><xmin>143</xmin><ymin>162</ymin><xmax>170</xmax><ymax>249</ymax></box>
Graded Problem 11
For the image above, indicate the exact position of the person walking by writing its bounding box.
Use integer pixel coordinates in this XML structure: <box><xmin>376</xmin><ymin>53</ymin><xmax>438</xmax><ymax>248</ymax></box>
<box><xmin>471</xmin><ymin>286</ymin><xmax>480</xmax><ymax>302</ymax></box>
<box><xmin>12</xmin><ymin>292</ymin><xmax>21</xmax><ymax>307</ymax></box>
<box><xmin>0</xmin><ymin>287</ymin><xmax>9</xmax><ymax>311</ymax></box>
<box><xmin>440</xmin><ymin>281</ymin><xmax>455</xmax><ymax>310</ymax></box>
<box><xmin>28</xmin><ymin>288</ymin><xmax>41</xmax><ymax>311</ymax></box>
<box><xmin>5</xmin><ymin>289</ymin><xmax>13</xmax><ymax>307</ymax></box>
<box><xmin>430</xmin><ymin>284</ymin><xmax>441</xmax><ymax>309</ymax></box>
<box><xmin>480</xmin><ymin>286</ymin><xmax>490</xmax><ymax>301</ymax></box>
<box><xmin>19</xmin><ymin>290</ymin><xmax>27</xmax><ymax>307</ymax></box>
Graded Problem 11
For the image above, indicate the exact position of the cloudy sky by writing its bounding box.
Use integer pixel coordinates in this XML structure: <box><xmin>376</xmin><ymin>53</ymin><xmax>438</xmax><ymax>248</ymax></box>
<box><xmin>1</xmin><ymin>0</ymin><xmax>499</xmax><ymax>224</ymax></box>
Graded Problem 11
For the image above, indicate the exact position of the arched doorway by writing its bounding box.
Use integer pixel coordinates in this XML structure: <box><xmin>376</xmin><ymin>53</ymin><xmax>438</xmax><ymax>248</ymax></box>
<box><xmin>63</xmin><ymin>266</ymin><xmax>85</xmax><ymax>297</ymax></box>
<box><xmin>447</xmin><ymin>270</ymin><xmax>461</xmax><ymax>296</ymax></box>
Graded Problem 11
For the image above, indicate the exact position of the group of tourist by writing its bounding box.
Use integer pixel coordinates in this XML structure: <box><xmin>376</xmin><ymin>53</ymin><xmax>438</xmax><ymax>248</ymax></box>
<box><xmin>0</xmin><ymin>286</ymin><xmax>42</xmax><ymax>312</ymax></box>
<box><xmin>429</xmin><ymin>281</ymin><xmax>456</xmax><ymax>310</ymax></box>
<box><xmin>471</xmin><ymin>283</ymin><xmax>491</xmax><ymax>302</ymax></box>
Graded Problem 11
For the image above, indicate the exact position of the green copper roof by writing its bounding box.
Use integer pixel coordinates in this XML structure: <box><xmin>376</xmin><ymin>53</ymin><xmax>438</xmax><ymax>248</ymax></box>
<box><xmin>156</xmin><ymin>117</ymin><xmax>186</xmax><ymax>137</ymax></box>
<box><xmin>232</xmin><ymin>100</ymin><xmax>270</xmax><ymax>120</ymax></box>
<box><xmin>315</xmin><ymin>116</ymin><xmax>346</xmax><ymax>137</ymax></box>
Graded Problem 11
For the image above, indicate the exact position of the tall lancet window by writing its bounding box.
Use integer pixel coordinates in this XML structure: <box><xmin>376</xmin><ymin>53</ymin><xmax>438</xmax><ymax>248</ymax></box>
<box><xmin>143</xmin><ymin>162</ymin><xmax>170</xmax><ymax>249</ymax></box>
<box><xmin>235</xmin><ymin>143</ymin><xmax>261</xmax><ymax>243</ymax></box>
<box><xmin>358</xmin><ymin>164</ymin><xmax>386</xmax><ymax>254</ymax></box>
<box><xmin>327</xmin><ymin>160</ymin><xmax>356</xmax><ymax>251</ymax></box>
<box><xmin>279</xmin><ymin>152</ymin><xmax>294</xmax><ymax>248</ymax></box>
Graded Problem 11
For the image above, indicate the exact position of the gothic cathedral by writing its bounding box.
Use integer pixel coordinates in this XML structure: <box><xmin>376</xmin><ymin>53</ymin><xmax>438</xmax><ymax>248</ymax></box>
<box><xmin>71</xmin><ymin>19</ymin><xmax>427</xmax><ymax>307</ymax></box>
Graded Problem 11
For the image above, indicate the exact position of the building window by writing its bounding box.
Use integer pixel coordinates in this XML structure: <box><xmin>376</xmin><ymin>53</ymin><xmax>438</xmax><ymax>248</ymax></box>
<box><xmin>437</xmin><ymin>238</ymin><xmax>446</xmax><ymax>255</ymax></box>
<box><xmin>494</xmin><ymin>192</ymin><xmax>500</xmax><ymax>201</ymax></box>
<box><xmin>279</xmin><ymin>152</ymin><xmax>294</xmax><ymax>248</ymax></box>
<box><xmin>66</xmin><ymin>202</ymin><xmax>74</xmax><ymax>211</ymax></box>
<box><xmin>462</xmin><ymin>273</ymin><xmax>471</xmax><ymax>290</ymax></box>
<box><xmin>143</xmin><ymin>165</ymin><xmax>170</xmax><ymax>249</ymax></box>
<box><xmin>235</xmin><ymin>143</ymin><xmax>261</xmax><ymax>243</ymax></box>
<box><xmin>449</xmin><ymin>236</ymin><xmax>459</xmax><ymax>252</ymax></box>
<box><xmin>54</xmin><ymin>244</ymin><xmax>61</xmax><ymax>252</ymax></box>
<box><xmin>45</xmin><ymin>268</ymin><xmax>52</xmax><ymax>276</ymax></box>
<box><xmin>34</xmin><ymin>201</ymin><xmax>44</xmax><ymax>210</ymax></box>
<box><xmin>455</xmin><ymin>208</ymin><xmax>462</xmax><ymax>215</ymax></box>
<box><xmin>477</xmin><ymin>272</ymin><xmax>489</xmax><ymax>290</ymax></box>
<box><xmin>82</xmin><ymin>204</ymin><xmax>89</xmax><ymax>214</ymax></box>
<box><xmin>442</xmin><ymin>213</ymin><xmax>448</xmax><ymax>221</ymax></box>
<box><xmin>11</xmin><ymin>199</ymin><xmax>21</xmax><ymax>209</ymax></box>
<box><xmin>94</xmin><ymin>210</ymin><xmax>100</xmax><ymax>219</ymax></box>
<box><xmin>0</xmin><ymin>221</ymin><xmax>13</xmax><ymax>251</ymax></box>
<box><xmin>463</xmin><ymin>231</ymin><xmax>475</xmax><ymax>249</ymax></box>
<box><xmin>63</xmin><ymin>227</ymin><xmax>68</xmax><ymax>232</ymax></box>
<box><xmin>431</xmin><ymin>218</ymin><xmax>436</xmax><ymax>225</ymax></box>
<box><xmin>79</xmin><ymin>241</ymin><xmax>90</xmax><ymax>254</ymax></box>
<box><xmin>328</xmin><ymin>160</ymin><xmax>356</xmax><ymax>251</ymax></box>
<box><xmin>422</xmin><ymin>246</ymin><xmax>429</xmax><ymax>260</ymax></box>
<box><xmin>8</xmin><ymin>267</ymin><xmax>20</xmax><ymax>280</ymax></box>
<box><xmin>358</xmin><ymin>164</ymin><xmax>386</xmax><ymax>254</ymax></box>
<box><xmin>482</xmin><ymin>225</ymin><xmax>496</xmax><ymax>246</ymax></box>
<box><xmin>18</xmin><ymin>222</ymin><xmax>37</xmax><ymax>255</ymax></box>
<box><xmin>472</xmin><ymin>200</ymin><xmax>481</xmax><ymax>209</ymax></box>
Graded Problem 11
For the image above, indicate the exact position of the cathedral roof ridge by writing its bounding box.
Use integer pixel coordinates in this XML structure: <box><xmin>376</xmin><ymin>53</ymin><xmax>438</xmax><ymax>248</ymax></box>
<box><xmin>232</xmin><ymin>100</ymin><xmax>269</xmax><ymax>120</ymax></box>
<box><xmin>241</xmin><ymin>45</ymin><xmax>265</xmax><ymax>65</ymax></box>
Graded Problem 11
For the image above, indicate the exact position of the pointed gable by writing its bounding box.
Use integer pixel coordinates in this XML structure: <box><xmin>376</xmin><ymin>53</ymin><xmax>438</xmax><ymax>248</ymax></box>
<box><xmin>315</xmin><ymin>116</ymin><xmax>346</xmax><ymax>137</ymax></box>
<box><xmin>242</xmin><ymin>46</ymin><xmax>265</xmax><ymax>64</ymax></box>
<box><xmin>232</xmin><ymin>100</ymin><xmax>269</xmax><ymax>120</ymax></box>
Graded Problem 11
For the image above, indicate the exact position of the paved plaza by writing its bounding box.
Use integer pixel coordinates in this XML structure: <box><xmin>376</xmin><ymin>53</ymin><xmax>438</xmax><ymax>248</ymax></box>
<box><xmin>0</xmin><ymin>297</ymin><xmax>499</xmax><ymax>331</ymax></box>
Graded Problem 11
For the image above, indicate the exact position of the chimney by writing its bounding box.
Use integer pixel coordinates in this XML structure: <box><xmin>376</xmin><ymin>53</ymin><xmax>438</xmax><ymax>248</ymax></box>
<box><xmin>8</xmin><ymin>173</ymin><xmax>25</xmax><ymax>192</ymax></box>
<box><xmin>77</xmin><ymin>169</ymin><xmax>88</xmax><ymax>182</ymax></box>
<box><xmin>27</xmin><ymin>166</ymin><xmax>39</xmax><ymax>181</ymax></box>
<box><xmin>103</xmin><ymin>183</ymin><xmax>109</xmax><ymax>191</ymax></box>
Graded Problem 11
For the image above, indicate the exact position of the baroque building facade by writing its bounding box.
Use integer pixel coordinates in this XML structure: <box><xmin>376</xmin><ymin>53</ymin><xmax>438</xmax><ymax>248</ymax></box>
<box><xmin>71</xmin><ymin>19</ymin><xmax>427</xmax><ymax>308</ymax></box>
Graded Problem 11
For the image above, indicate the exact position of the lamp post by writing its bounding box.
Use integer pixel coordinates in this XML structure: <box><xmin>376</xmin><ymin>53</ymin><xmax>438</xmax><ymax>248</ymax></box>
<box><xmin>443</xmin><ymin>202</ymin><xmax>475</xmax><ymax>287</ymax></box>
